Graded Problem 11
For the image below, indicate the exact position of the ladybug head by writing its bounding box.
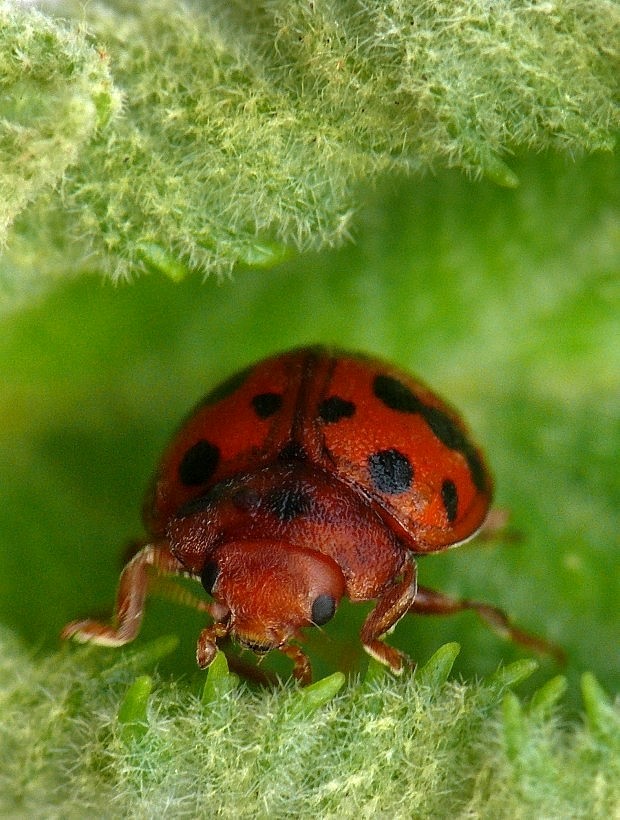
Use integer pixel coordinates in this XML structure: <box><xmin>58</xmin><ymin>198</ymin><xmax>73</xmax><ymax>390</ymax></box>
<box><xmin>200</xmin><ymin>540</ymin><xmax>345</xmax><ymax>653</ymax></box>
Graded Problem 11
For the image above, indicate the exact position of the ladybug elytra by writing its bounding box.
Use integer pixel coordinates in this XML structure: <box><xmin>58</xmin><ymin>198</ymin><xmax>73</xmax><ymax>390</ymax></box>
<box><xmin>63</xmin><ymin>347</ymin><xmax>558</xmax><ymax>682</ymax></box>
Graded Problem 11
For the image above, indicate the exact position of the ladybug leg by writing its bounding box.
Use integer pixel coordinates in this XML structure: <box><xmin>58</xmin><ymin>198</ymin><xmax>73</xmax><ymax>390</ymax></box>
<box><xmin>474</xmin><ymin>508</ymin><xmax>511</xmax><ymax>541</ymax></box>
<box><xmin>360</xmin><ymin>558</ymin><xmax>418</xmax><ymax>674</ymax></box>
<box><xmin>62</xmin><ymin>541</ymin><xmax>209</xmax><ymax>647</ymax></box>
<box><xmin>148</xmin><ymin>572</ymin><xmax>213</xmax><ymax>613</ymax></box>
<box><xmin>279</xmin><ymin>643</ymin><xmax>312</xmax><ymax>685</ymax></box>
<box><xmin>410</xmin><ymin>586</ymin><xmax>565</xmax><ymax>663</ymax></box>
<box><xmin>196</xmin><ymin>621</ymin><xmax>231</xmax><ymax>668</ymax></box>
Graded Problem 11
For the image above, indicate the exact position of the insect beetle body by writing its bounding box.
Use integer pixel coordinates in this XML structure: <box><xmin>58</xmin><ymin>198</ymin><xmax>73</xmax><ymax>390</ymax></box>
<box><xmin>63</xmin><ymin>347</ymin><xmax>557</xmax><ymax>682</ymax></box>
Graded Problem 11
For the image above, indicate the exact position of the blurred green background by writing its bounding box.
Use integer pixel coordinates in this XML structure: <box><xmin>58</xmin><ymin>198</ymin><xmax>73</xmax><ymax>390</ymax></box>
<box><xmin>1</xmin><ymin>153</ymin><xmax>617</xmax><ymax>707</ymax></box>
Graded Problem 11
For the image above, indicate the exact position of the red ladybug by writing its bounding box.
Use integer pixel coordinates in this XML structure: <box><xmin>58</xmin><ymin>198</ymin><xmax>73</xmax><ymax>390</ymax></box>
<box><xmin>63</xmin><ymin>347</ymin><xmax>556</xmax><ymax>682</ymax></box>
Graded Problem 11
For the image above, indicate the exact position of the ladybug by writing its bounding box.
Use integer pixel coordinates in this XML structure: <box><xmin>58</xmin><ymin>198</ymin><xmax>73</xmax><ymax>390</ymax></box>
<box><xmin>63</xmin><ymin>346</ymin><xmax>557</xmax><ymax>682</ymax></box>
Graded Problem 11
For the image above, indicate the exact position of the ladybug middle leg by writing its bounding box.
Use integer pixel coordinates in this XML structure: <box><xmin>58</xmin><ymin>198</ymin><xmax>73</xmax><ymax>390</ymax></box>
<box><xmin>62</xmin><ymin>541</ymin><xmax>213</xmax><ymax>647</ymax></box>
<box><xmin>360</xmin><ymin>558</ymin><xmax>418</xmax><ymax>674</ymax></box>
<box><xmin>409</xmin><ymin>586</ymin><xmax>565</xmax><ymax>663</ymax></box>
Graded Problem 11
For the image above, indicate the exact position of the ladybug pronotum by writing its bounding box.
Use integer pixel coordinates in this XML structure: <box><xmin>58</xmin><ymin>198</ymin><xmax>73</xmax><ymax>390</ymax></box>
<box><xmin>63</xmin><ymin>347</ymin><xmax>558</xmax><ymax>682</ymax></box>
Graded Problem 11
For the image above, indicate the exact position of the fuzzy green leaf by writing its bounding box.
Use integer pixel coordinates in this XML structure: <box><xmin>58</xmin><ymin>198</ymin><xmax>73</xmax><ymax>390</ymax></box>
<box><xmin>117</xmin><ymin>675</ymin><xmax>152</xmax><ymax>743</ymax></box>
<box><xmin>1</xmin><ymin>630</ymin><xmax>618</xmax><ymax>816</ymax></box>
<box><xmin>290</xmin><ymin>671</ymin><xmax>346</xmax><ymax>714</ymax></box>
<box><xmin>528</xmin><ymin>676</ymin><xmax>568</xmax><ymax>720</ymax></box>
<box><xmin>488</xmin><ymin>660</ymin><xmax>538</xmax><ymax>696</ymax></box>
<box><xmin>200</xmin><ymin>651</ymin><xmax>240</xmax><ymax>704</ymax></box>
<box><xmin>0</xmin><ymin>0</ymin><xmax>617</xmax><ymax>295</ymax></box>
<box><xmin>0</xmin><ymin>8</ymin><xmax>120</xmax><ymax>237</ymax></box>
<box><xmin>502</xmin><ymin>691</ymin><xmax>525</xmax><ymax>763</ymax></box>
<box><xmin>415</xmin><ymin>642</ymin><xmax>461</xmax><ymax>690</ymax></box>
<box><xmin>581</xmin><ymin>673</ymin><xmax>620</xmax><ymax>748</ymax></box>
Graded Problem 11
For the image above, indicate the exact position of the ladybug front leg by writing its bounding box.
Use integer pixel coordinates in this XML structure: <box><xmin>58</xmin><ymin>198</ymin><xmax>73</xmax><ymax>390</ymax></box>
<box><xmin>409</xmin><ymin>586</ymin><xmax>565</xmax><ymax>663</ymax></box>
<box><xmin>196</xmin><ymin>621</ymin><xmax>231</xmax><ymax>669</ymax></box>
<box><xmin>62</xmin><ymin>541</ymin><xmax>208</xmax><ymax>647</ymax></box>
<box><xmin>280</xmin><ymin>642</ymin><xmax>312</xmax><ymax>685</ymax></box>
<box><xmin>360</xmin><ymin>558</ymin><xmax>418</xmax><ymax>674</ymax></box>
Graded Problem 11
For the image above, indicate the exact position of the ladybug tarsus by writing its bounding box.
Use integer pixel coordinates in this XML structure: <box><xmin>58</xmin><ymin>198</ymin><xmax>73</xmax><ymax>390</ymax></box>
<box><xmin>197</xmin><ymin>622</ymin><xmax>230</xmax><ymax>669</ymax></box>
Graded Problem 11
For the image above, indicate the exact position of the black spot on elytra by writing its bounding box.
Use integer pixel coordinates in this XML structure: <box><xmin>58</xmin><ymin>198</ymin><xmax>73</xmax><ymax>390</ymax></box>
<box><xmin>420</xmin><ymin>404</ymin><xmax>467</xmax><ymax>451</ymax></box>
<box><xmin>252</xmin><ymin>392</ymin><xmax>283</xmax><ymax>419</ymax></box>
<box><xmin>373</xmin><ymin>373</ymin><xmax>487</xmax><ymax>492</ymax></box>
<box><xmin>266</xmin><ymin>486</ymin><xmax>313</xmax><ymax>521</ymax></box>
<box><xmin>201</xmin><ymin>560</ymin><xmax>219</xmax><ymax>594</ymax></box>
<box><xmin>311</xmin><ymin>594</ymin><xmax>336</xmax><ymax>625</ymax></box>
<box><xmin>422</xmin><ymin>405</ymin><xmax>487</xmax><ymax>492</ymax></box>
<box><xmin>441</xmin><ymin>479</ymin><xmax>459</xmax><ymax>523</ymax></box>
<box><xmin>318</xmin><ymin>396</ymin><xmax>356</xmax><ymax>423</ymax></box>
<box><xmin>278</xmin><ymin>441</ymin><xmax>308</xmax><ymax>462</ymax></box>
<box><xmin>368</xmin><ymin>449</ymin><xmax>413</xmax><ymax>495</ymax></box>
<box><xmin>373</xmin><ymin>374</ymin><xmax>424</xmax><ymax>414</ymax></box>
<box><xmin>201</xmin><ymin>366</ymin><xmax>252</xmax><ymax>406</ymax></box>
<box><xmin>178</xmin><ymin>440</ymin><xmax>220</xmax><ymax>486</ymax></box>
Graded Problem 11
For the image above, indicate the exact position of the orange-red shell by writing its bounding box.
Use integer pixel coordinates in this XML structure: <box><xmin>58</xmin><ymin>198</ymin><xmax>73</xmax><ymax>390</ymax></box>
<box><xmin>146</xmin><ymin>347</ymin><xmax>492</xmax><ymax>557</ymax></box>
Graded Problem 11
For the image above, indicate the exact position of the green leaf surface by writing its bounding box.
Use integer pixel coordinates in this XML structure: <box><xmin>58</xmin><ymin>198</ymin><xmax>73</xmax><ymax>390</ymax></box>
<box><xmin>117</xmin><ymin>675</ymin><xmax>153</xmax><ymax>743</ymax></box>
<box><xmin>200</xmin><ymin>651</ymin><xmax>240</xmax><ymax>705</ymax></box>
<box><xmin>1</xmin><ymin>630</ymin><xmax>618</xmax><ymax>816</ymax></box>
<box><xmin>0</xmin><ymin>1</ymin><xmax>617</xmax><ymax>291</ymax></box>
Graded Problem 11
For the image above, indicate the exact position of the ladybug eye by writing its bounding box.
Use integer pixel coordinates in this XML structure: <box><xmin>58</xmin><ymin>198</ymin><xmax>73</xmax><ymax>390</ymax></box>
<box><xmin>201</xmin><ymin>560</ymin><xmax>219</xmax><ymax>594</ymax></box>
<box><xmin>311</xmin><ymin>594</ymin><xmax>337</xmax><ymax>626</ymax></box>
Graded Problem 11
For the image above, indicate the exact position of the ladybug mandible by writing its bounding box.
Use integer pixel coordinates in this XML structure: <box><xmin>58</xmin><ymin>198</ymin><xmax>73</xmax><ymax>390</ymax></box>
<box><xmin>63</xmin><ymin>346</ymin><xmax>555</xmax><ymax>682</ymax></box>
